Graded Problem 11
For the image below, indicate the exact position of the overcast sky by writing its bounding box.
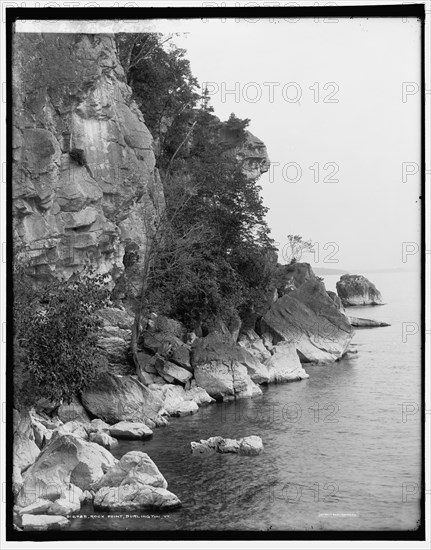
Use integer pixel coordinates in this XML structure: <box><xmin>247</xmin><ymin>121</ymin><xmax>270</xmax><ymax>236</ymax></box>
<box><xmin>172</xmin><ymin>17</ymin><xmax>422</xmax><ymax>272</ymax></box>
<box><xmin>16</xmin><ymin>16</ymin><xmax>422</xmax><ymax>272</ymax></box>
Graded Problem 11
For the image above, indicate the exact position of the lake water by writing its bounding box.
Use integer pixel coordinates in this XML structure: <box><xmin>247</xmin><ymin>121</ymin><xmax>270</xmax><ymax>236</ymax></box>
<box><xmin>69</xmin><ymin>270</ymin><xmax>422</xmax><ymax>532</ymax></box>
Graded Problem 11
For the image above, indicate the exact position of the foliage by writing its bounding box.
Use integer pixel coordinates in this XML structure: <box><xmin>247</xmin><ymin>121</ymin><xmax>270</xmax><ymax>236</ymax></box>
<box><xmin>13</xmin><ymin>250</ymin><xmax>110</xmax><ymax>410</ymax></box>
<box><xmin>282</xmin><ymin>234</ymin><xmax>314</xmax><ymax>263</ymax></box>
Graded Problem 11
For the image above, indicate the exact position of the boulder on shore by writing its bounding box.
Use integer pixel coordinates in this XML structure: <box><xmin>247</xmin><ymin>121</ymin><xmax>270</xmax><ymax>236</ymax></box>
<box><xmin>336</xmin><ymin>274</ymin><xmax>383</xmax><ymax>306</ymax></box>
<box><xmin>92</xmin><ymin>451</ymin><xmax>168</xmax><ymax>491</ymax></box>
<box><xmin>262</xmin><ymin>266</ymin><xmax>353</xmax><ymax>364</ymax></box>
<box><xmin>264</xmin><ymin>342</ymin><xmax>309</xmax><ymax>382</ymax></box>
<box><xmin>82</xmin><ymin>372</ymin><xmax>166</xmax><ymax>428</ymax></box>
<box><xmin>191</xmin><ymin>435</ymin><xmax>263</xmax><ymax>456</ymax></box>
<box><xmin>93</xmin><ymin>450</ymin><xmax>181</xmax><ymax>512</ymax></box>
<box><xmin>109</xmin><ymin>421</ymin><xmax>153</xmax><ymax>440</ymax></box>
<box><xmin>192</xmin><ymin>333</ymin><xmax>265</xmax><ymax>399</ymax></box>
<box><xmin>16</xmin><ymin>433</ymin><xmax>117</xmax><ymax>507</ymax></box>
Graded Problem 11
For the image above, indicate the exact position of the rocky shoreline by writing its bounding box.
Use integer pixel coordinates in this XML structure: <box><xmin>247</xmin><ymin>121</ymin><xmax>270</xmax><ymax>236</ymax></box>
<box><xmin>13</xmin><ymin>262</ymin><xmax>391</xmax><ymax>531</ymax></box>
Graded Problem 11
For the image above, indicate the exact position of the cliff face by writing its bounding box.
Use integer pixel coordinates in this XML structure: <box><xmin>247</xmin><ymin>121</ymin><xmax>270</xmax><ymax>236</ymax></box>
<box><xmin>12</xmin><ymin>33</ymin><xmax>164</xmax><ymax>284</ymax></box>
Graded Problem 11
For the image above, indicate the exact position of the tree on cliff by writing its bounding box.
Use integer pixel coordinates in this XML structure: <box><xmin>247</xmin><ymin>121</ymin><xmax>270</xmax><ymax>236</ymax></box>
<box><xmin>117</xmin><ymin>33</ymin><xmax>277</xmax><ymax>335</ymax></box>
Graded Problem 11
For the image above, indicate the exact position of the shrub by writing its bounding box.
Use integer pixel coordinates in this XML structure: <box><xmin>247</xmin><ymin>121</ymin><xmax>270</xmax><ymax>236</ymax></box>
<box><xmin>13</xmin><ymin>252</ymin><xmax>110</xmax><ymax>410</ymax></box>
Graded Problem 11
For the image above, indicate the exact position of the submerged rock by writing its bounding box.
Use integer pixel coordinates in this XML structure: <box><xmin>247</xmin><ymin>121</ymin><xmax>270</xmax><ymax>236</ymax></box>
<box><xmin>348</xmin><ymin>316</ymin><xmax>390</xmax><ymax>327</ymax></box>
<box><xmin>336</xmin><ymin>274</ymin><xmax>383</xmax><ymax>306</ymax></box>
<box><xmin>191</xmin><ymin>435</ymin><xmax>263</xmax><ymax>456</ymax></box>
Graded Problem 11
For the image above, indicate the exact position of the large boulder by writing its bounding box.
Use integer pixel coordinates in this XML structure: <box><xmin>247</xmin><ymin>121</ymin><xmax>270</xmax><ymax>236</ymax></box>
<box><xmin>191</xmin><ymin>435</ymin><xmax>263</xmax><ymax>456</ymax></box>
<box><xmin>89</xmin><ymin>431</ymin><xmax>118</xmax><ymax>450</ymax></box>
<box><xmin>336</xmin><ymin>274</ymin><xmax>383</xmax><ymax>306</ymax></box>
<box><xmin>262</xmin><ymin>272</ymin><xmax>353</xmax><ymax>364</ymax></box>
<box><xmin>109</xmin><ymin>421</ymin><xmax>153</xmax><ymax>440</ymax></box>
<box><xmin>93</xmin><ymin>451</ymin><xmax>167</xmax><ymax>491</ymax></box>
<box><xmin>264</xmin><ymin>342</ymin><xmax>309</xmax><ymax>382</ymax></box>
<box><xmin>93</xmin><ymin>450</ymin><xmax>181</xmax><ymax>512</ymax></box>
<box><xmin>192</xmin><ymin>333</ymin><xmax>266</xmax><ymax>398</ymax></box>
<box><xmin>81</xmin><ymin>372</ymin><xmax>166</xmax><ymax>428</ymax></box>
<box><xmin>16</xmin><ymin>433</ymin><xmax>117</xmax><ymax>507</ymax></box>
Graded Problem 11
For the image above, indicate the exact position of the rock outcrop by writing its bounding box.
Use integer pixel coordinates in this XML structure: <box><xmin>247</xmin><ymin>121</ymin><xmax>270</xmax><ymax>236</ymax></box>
<box><xmin>336</xmin><ymin>274</ymin><xmax>383</xmax><ymax>306</ymax></box>
<box><xmin>12</xmin><ymin>33</ymin><xmax>164</xmax><ymax>285</ymax></box>
<box><xmin>264</xmin><ymin>342</ymin><xmax>309</xmax><ymax>382</ymax></box>
<box><xmin>16</xmin><ymin>433</ymin><xmax>117</xmax><ymax>507</ymax></box>
<box><xmin>191</xmin><ymin>333</ymin><xmax>263</xmax><ymax>400</ymax></box>
<box><xmin>93</xmin><ymin>451</ymin><xmax>181</xmax><ymax>511</ymax></box>
<box><xmin>81</xmin><ymin>372</ymin><xmax>166</xmax><ymax>428</ymax></box>
<box><xmin>191</xmin><ymin>435</ymin><xmax>263</xmax><ymax>456</ymax></box>
<box><xmin>262</xmin><ymin>263</ymin><xmax>353</xmax><ymax>364</ymax></box>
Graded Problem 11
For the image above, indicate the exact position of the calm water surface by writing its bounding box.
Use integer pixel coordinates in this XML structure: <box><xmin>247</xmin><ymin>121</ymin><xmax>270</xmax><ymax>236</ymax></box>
<box><xmin>69</xmin><ymin>271</ymin><xmax>422</xmax><ymax>532</ymax></box>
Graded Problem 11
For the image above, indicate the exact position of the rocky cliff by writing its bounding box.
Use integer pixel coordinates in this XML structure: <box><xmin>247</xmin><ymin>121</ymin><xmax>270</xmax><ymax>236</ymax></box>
<box><xmin>12</xmin><ymin>33</ymin><xmax>164</xmax><ymax>286</ymax></box>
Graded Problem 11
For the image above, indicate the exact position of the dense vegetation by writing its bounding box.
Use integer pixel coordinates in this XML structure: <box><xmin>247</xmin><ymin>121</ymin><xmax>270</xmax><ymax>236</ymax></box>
<box><xmin>116</xmin><ymin>33</ymin><xmax>278</xmax><ymax>333</ymax></box>
<box><xmin>13</xmin><ymin>253</ymin><xmax>110</xmax><ymax>410</ymax></box>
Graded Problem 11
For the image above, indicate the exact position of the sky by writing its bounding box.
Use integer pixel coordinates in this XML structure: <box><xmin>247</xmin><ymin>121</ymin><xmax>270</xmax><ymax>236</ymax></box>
<box><xmin>15</xmin><ymin>15</ymin><xmax>422</xmax><ymax>272</ymax></box>
<box><xmin>170</xmin><ymin>17</ymin><xmax>422</xmax><ymax>272</ymax></box>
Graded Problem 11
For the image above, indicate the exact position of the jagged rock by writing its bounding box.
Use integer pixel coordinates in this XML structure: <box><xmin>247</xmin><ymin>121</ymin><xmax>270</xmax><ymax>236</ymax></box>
<box><xmin>57</xmin><ymin>396</ymin><xmax>91</xmax><ymax>424</ymax></box>
<box><xmin>13</xmin><ymin>410</ymin><xmax>40</xmax><ymax>474</ymax></box>
<box><xmin>81</xmin><ymin>372</ymin><xmax>166</xmax><ymax>427</ymax></box>
<box><xmin>191</xmin><ymin>435</ymin><xmax>263</xmax><ymax>456</ymax></box>
<box><xmin>93</xmin><ymin>451</ymin><xmax>168</xmax><ymax>491</ymax></box>
<box><xmin>135</xmin><ymin>350</ymin><xmax>158</xmax><ymax>374</ymax></box>
<box><xmin>348</xmin><ymin>316</ymin><xmax>390</xmax><ymax>327</ymax></box>
<box><xmin>262</xmin><ymin>265</ymin><xmax>353</xmax><ymax>364</ymax></box>
<box><xmin>238</xmin><ymin>329</ymin><xmax>272</xmax><ymax>363</ymax></box>
<box><xmin>21</xmin><ymin>514</ymin><xmax>70</xmax><ymax>531</ymax></box>
<box><xmin>264</xmin><ymin>342</ymin><xmax>309</xmax><ymax>382</ymax></box>
<box><xmin>109</xmin><ymin>421</ymin><xmax>153</xmax><ymax>440</ymax></box>
<box><xmin>194</xmin><ymin>362</ymin><xmax>262</xmax><ymax>401</ymax></box>
<box><xmin>336</xmin><ymin>274</ymin><xmax>383</xmax><ymax>306</ymax></box>
<box><xmin>16</xmin><ymin>433</ymin><xmax>117</xmax><ymax>507</ymax></box>
<box><xmin>154</xmin><ymin>356</ymin><xmax>193</xmax><ymax>384</ymax></box>
<box><xmin>192</xmin><ymin>333</ymin><xmax>264</xmax><ymax>399</ymax></box>
<box><xmin>94</xmin><ymin>484</ymin><xmax>181</xmax><ymax>512</ymax></box>
<box><xmin>89</xmin><ymin>431</ymin><xmax>118</xmax><ymax>450</ymax></box>
<box><xmin>140</xmin><ymin>331</ymin><xmax>192</xmax><ymax>371</ymax></box>
<box><xmin>327</xmin><ymin>290</ymin><xmax>344</xmax><ymax>311</ymax></box>
<box><xmin>13</xmin><ymin>34</ymin><xmax>164</xmax><ymax>285</ymax></box>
